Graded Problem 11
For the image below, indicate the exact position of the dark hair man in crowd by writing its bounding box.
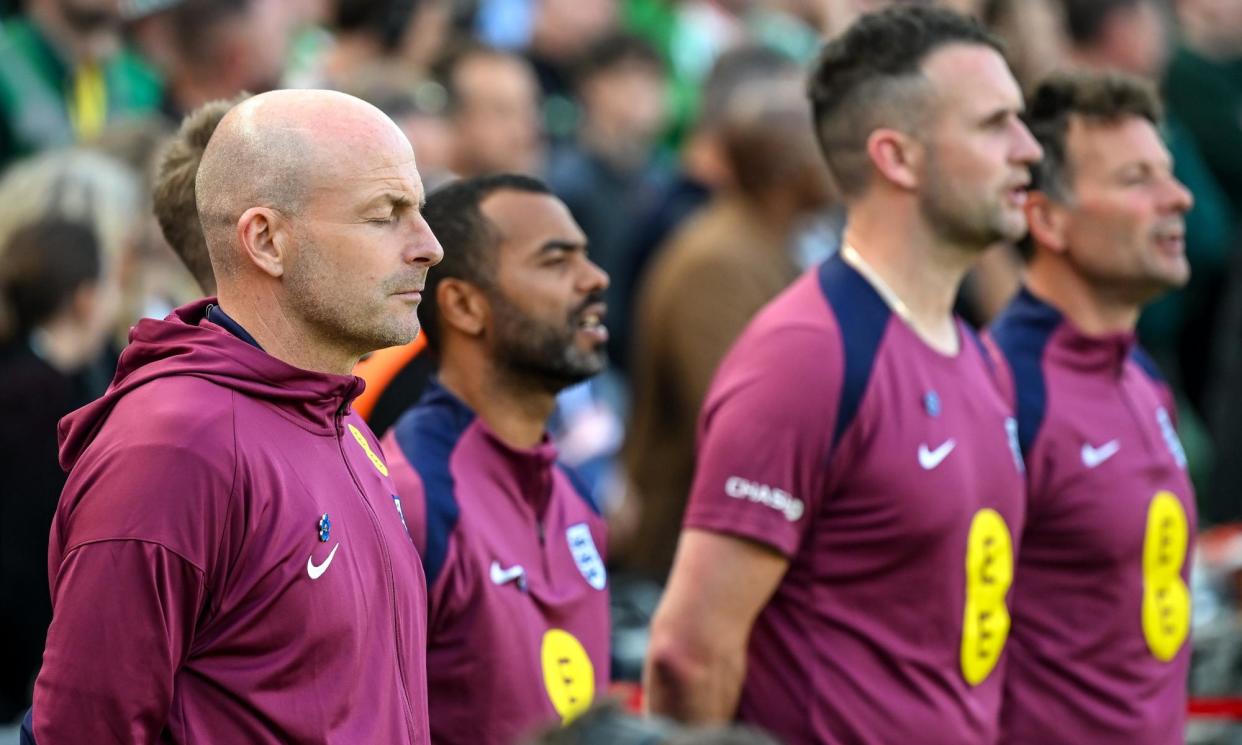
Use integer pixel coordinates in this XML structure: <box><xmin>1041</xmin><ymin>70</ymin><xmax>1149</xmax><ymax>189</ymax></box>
<box><xmin>546</xmin><ymin>32</ymin><xmax>669</xmax><ymax>367</ymax></box>
<box><xmin>28</xmin><ymin>89</ymin><xmax>442</xmax><ymax>743</ymax></box>
<box><xmin>613</xmin><ymin>46</ymin><xmax>798</xmax><ymax>373</ymax></box>
<box><xmin>0</xmin><ymin>219</ymin><xmax>116</xmax><ymax>724</ymax></box>
<box><xmin>645</xmin><ymin>7</ymin><xmax>1041</xmax><ymax>743</ymax></box>
<box><xmin>153</xmin><ymin>95</ymin><xmax>248</xmax><ymax>296</ymax></box>
<box><xmin>988</xmin><ymin>70</ymin><xmax>1196</xmax><ymax>745</ymax></box>
<box><xmin>129</xmin><ymin>0</ymin><xmax>292</xmax><ymax>122</ymax></box>
<box><xmin>380</xmin><ymin>174</ymin><xmax>611</xmax><ymax>745</ymax></box>
<box><xmin>440</xmin><ymin>44</ymin><xmax>544</xmax><ymax>177</ymax></box>
<box><xmin>621</xmin><ymin>76</ymin><xmax>832</xmax><ymax>582</ymax></box>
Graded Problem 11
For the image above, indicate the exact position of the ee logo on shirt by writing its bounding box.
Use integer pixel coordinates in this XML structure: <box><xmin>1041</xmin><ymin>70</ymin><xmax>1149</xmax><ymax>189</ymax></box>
<box><xmin>541</xmin><ymin>629</ymin><xmax>595</xmax><ymax>724</ymax></box>
<box><xmin>1142</xmin><ymin>491</ymin><xmax>1190</xmax><ymax>662</ymax></box>
<box><xmin>961</xmin><ymin>508</ymin><xmax>1014</xmax><ymax>686</ymax></box>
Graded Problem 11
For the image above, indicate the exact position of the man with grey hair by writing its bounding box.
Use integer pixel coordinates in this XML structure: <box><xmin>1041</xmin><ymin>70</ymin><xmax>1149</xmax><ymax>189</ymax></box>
<box><xmin>29</xmin><ymin>89</ymin><xmax>441</xmax><ymax>744</ymax></box>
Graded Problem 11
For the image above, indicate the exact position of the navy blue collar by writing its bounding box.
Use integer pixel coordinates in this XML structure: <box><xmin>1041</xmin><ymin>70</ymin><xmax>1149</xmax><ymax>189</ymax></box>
<box><xmin>206</xmin><ymin>304</ymin><xmax>264</xmax><ymax>351</ymax></box>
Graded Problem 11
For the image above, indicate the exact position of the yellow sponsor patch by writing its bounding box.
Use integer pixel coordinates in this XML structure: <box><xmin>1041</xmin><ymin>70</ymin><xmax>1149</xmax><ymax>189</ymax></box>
<box><xmin>961</xmin><ymin>508</ymin><xmax>1014</xmax><ymax>686</ymax></box>
<box><xmin>347</xmin><ymin>423</ymin><xmax>389</xmax><ymax>477</ymax></box>
<box><xmin>1142</xmin><ymin>491</ymin><xmax>1190</xmax><ymax>662</ymax></box>
<box><xmin>541</xmin><ymin>629</ymin><xmax>595</xmax><ymax>724</ymax></box>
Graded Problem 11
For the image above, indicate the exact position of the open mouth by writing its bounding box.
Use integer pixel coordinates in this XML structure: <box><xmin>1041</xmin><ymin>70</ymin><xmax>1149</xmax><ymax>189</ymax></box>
<box><xmin>576</xmin><ymin>306</ymin><xmax>608</xmax><ymax>343</ymax></box>
<box><xmin>1004</xmin><ymin>183</ymin><xmax>1029</xmax><ymax>208</ymax></box>
<box><xmin>1153</xmin><ymin>227</ymin><xmax>1186</xmax><ymax>256</ymax></box>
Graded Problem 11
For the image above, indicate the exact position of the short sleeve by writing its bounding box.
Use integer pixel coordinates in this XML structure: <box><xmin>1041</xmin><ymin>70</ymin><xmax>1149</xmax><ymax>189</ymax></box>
<box><xmin>683</xmin><ymin>322</ymin><xmax>842</xmax><ymax>558</ymax></box>
<box><xmin>382</xmin><ymin>429</ymin><xmax>429</xmax><ymax>555</ymax></box>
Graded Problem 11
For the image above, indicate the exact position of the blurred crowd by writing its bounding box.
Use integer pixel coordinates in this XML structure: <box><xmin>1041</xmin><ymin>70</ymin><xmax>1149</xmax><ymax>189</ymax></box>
<box><xmin>3</xmin><ymin>0</ymin><xmax>1242</xmax><ymax>733</ymax></box>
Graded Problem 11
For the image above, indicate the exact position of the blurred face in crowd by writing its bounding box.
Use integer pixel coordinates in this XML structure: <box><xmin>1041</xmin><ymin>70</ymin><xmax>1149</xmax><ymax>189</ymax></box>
<box><xmin>1105</xmin><ymin>0</ymin><xmax>1169</xmax><ymax>78</ymax></box>
<box><xmin>396</xmin><ymin>111</ymin><xmax>455</xmax><ymax>183</ymax></box>
<box><xmin>1177</xmin><ymin>0</ymin><xmax>1242</xmax><ymax>55</ymax></box>
<box><xmin>531</xmin><ymin>0</ymin><xmax>616</xmax><ymax>60</ymax></box>
<box><xmin>44</xmin><ymin>0</ymin><xmax>122</xmax><ymax>60</ymax></box>
<box><xmin>281</xmin><ymin>104</ymin><xmax>444</xmax><ymax>354</ymax></box>
<box><xmin>399</xmin><ymin>0</ymin><xmax>453</xmax><ymax>71</ymax></box>
<box><xmin>242</xmin><ymin>0</ymin><xmax>295</xmax><ymax>91</ymax></box>
<box><xmin>1051</xmin><ymin>115</ymin><xmax>1193</xmax><ymax>302</ymax></box>
<box><xmin>915</xmin><ymin>44</ymin><xmax>1043</xmax><ymax>249</ymax></box>
<box><xmin>479</xmin><ymin>190</ymin><xmax>609</xmax><ymax>392</ymax></box>
<box><xmin>990</xmin><ymin>0</ymin><xmax>1069</xmax><ymax>92</ymax></box>
<box><xmin>581</xmin><ymin>60</ymin><xmax>668</xmax><ymax>151</ymax></box>
<box><xmin>452</xmin><ymin>54</ymin><xmax>543</xmax><ymax>176</ymax></box>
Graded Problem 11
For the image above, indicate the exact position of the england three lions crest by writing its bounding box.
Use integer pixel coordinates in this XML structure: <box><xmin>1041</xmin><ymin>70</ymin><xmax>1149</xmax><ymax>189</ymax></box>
<box><xmin>566</xmin><ymin>523</ymin><xmax>607</xmax><ymax>590</ymax></box>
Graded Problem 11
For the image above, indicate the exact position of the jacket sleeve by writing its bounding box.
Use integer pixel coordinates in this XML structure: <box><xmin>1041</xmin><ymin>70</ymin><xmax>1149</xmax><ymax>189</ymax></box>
<box><xmin>35</xmin><ymin>381</ymin><xmax>236</xmax><ymax>745</ymax></box>
<box><xmin>34</xmin><ymin>540</ymin><xmax>206</xmax><ymax>744</ymax></box>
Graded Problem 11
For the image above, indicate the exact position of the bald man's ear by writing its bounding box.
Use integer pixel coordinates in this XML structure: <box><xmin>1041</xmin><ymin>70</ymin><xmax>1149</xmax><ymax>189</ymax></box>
<box><xmin>1025</xmin><ymin>191</ymin><xmax>1070</xmax><ymax>256</ymax></box>
<box><xmin>436</xmin><ymin>278</ymin><xmax>489</xmax><ymax>342</ymax></box>
<box><xmin>237</xmin><ymin>207</ymin><xmax>288</xmax><ymax>278</ymax></box>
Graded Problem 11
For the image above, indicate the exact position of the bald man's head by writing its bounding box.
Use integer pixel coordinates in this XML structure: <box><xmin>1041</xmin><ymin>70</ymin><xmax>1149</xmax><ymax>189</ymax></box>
<box><xmin>195</xmin><ymin>89</ymin><xmax>408</xmax><ymax>280</ymax></box>
<box><xmin>191</xmin><ymin>88</ymin><xmax>442</xmax><ymax>373</ymax></box>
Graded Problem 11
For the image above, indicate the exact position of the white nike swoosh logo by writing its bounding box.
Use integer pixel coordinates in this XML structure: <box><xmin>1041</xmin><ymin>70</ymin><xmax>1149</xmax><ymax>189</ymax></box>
<box><xmin>307</xmin><ymin>543</ymin><xmax>339</xmax><ymax>580</ymax></box>
<box><xmin>918</xmin><ymin>439</ymin><xmax>957</xmax><ymax>470</ymax></box>
<box><xmin>1081</xmin><ymin>439</ymin><xmax>1121</xmax><ymax>469</ymax></box>
<box><xmin>490</xmin><ymin>560</ymin><xmax>526</xmax><ymax>586</ymax></box>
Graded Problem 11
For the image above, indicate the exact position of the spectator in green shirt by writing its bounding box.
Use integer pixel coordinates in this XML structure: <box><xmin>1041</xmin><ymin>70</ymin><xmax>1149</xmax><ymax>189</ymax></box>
<box><xmin>0</xmin><ymin>0</ymin><xmax>162</xmax><ymax>168</ymax></box>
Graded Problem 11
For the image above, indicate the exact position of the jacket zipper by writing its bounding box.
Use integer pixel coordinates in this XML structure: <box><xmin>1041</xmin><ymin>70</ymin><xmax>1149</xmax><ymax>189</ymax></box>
<box><xmin>335</xmin><ymin>407</ymin><xmax>418</xmax><ymax>742</ymax></box>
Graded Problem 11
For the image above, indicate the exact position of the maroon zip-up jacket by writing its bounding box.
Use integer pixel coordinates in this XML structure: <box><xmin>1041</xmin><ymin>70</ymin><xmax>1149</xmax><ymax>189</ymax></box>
<box><xmin>33</xmin><ymin>299</ymin><xmax>430</xmax><ymax>744</ymax></box>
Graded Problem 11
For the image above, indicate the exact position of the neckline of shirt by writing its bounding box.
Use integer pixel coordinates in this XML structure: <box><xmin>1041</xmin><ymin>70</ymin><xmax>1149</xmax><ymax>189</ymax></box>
<box><xmin>839</xmin><ymin>244</ymin><xmax>963</xmax><ymax>360</ymax></box>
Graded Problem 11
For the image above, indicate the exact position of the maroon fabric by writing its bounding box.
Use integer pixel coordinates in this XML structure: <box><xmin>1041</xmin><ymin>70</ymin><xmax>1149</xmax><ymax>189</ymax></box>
<box><xmin>990</xmin><ymin>290</ymin><xmax>1196</xmax><ymax>745</ymax></box>
<box><xmin>383</xmin><ymin>382</ymin><xmax>610</xmax><ymax>745</ymax></box>
<box><xmin>35</xmin><ymin>299</ymin><xmax>430</xmax><ymax>744</ymax></box>
<box><xmin>684</xmin><ymin>267</ymin><xmax>1026</xmax><ymax>745</ymax></box>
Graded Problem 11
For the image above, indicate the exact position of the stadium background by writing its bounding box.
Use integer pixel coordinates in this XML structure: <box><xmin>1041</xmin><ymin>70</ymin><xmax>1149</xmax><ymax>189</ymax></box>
<box><xmin>1</xmin><ymin>0</ymin><xmax>1242</xmax><ymax>741</ymax></box>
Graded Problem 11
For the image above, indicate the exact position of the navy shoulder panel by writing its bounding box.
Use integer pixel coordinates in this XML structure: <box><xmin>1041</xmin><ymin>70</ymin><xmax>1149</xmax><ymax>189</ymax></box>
<box><xmin>1130</xmin><ymin>344</ymin><xmax>1167</xmax><ymax>384</ymax></box>
<box><xmin>817</xmin><ymin>252</ymin><xmax>892</xmax><ymax>450</ymax></box>
<box><xmin>557</xmin><ymin>463</ymin><xmax>602</xmax><ymax>516</ymax></box>
<box><xmin>390</xmin><ymin>381</ymin><xmax>475</xmax><ymax>587</ymax></box>
<box><xmin>20</xmin><ymin>708</ymin><xmax>34</xmax><ymax>745</ymax></box>
<box><xmin>988</xmin><ymin>288</ymin><xmax>1061</xmax><ymax>455</ymax></box>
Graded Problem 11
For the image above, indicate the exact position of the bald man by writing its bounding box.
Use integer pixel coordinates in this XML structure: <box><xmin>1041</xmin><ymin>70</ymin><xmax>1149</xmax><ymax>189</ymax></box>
<box><xmin>28</xmin><ymin>90</ymin><xmax>442</xmax><ymax>745</ymax></box>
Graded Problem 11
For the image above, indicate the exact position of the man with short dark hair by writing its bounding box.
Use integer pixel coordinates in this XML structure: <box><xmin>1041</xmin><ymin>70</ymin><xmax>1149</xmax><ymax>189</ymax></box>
<box><xmin>0</xmin><ymin>218</ymin><xmax>116</xmax><ymax>725</ymax></box>
<box><xmin>440</xmin><ymin>45</ymin><xmax>543</xmax><ymax>177</ymax></box>
<box><xmin>546</xmin><ymin>32</ymin><xmax>669</xmax><ymax>366</ymax></box>
<box><xmin>622</xmin><ymin>76</ymin><xmax>831</xmax><ymax>582</ymax></box>
<box><xmin>32</xmin><ymin>89</ymin><xmax>441</xmax><ymax>744</ymax></box>
<box><xmin>988</xmin><ymin>70</ymin><xmax>1196</xmax><ymax>745</ymax></box>
<box><xmin>128</xmin><ymin>0</ymin><xmax>293</xmax><ymax>121</ymax></box>
<box><xmin>645</xmin><ymin>7</ymin><xmax>1040</xmax><ymax>744</ymax></box>
<box><xmin>152</xmin><ymin>95</ymin><xmax>247</xmax><ymax>295</ymax></box>
<box><xmin>380</xmin><ymin>174</ymin><xmax>611</xmax><ymax>745</ymax></box>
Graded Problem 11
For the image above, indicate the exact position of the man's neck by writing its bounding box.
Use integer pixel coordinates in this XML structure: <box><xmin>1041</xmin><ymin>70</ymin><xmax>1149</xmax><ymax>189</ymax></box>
<box><xmin>437</xmin><ymin>349</ymin><xmax>557</xmax><ymax>450</ymax></box>
<box><xmin>580</xmin><ymin>122</ymin><xmax>647</xmax><ymax>172</ymax></box>
<box><xmin>1026</xmin><ymin>260</ymin><xmax>1141</xmax><ymax>336</ymax></box>
<box><xmin>843</xmin><ymin>201</ymin><xmax>980</xmax><ymax>354</ymax></box>
<box><xmin>215</xmin><ymin>290</ymin><xmax>360</xmax><ymax>376</ymax></box>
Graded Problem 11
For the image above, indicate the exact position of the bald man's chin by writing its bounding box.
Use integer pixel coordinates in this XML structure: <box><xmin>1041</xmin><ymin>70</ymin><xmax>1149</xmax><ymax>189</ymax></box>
<box><xmin>370</xmin><ymin>322</ymin><xmax>421</xmax><ymax>352</ymax></box>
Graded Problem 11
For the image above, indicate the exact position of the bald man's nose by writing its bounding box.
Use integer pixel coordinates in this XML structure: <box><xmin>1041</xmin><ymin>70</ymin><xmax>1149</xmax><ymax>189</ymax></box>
<box><xmin>406</xmin><ymin>217</ymin><xmax>443</xmax><ymax>266</ymax></box>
